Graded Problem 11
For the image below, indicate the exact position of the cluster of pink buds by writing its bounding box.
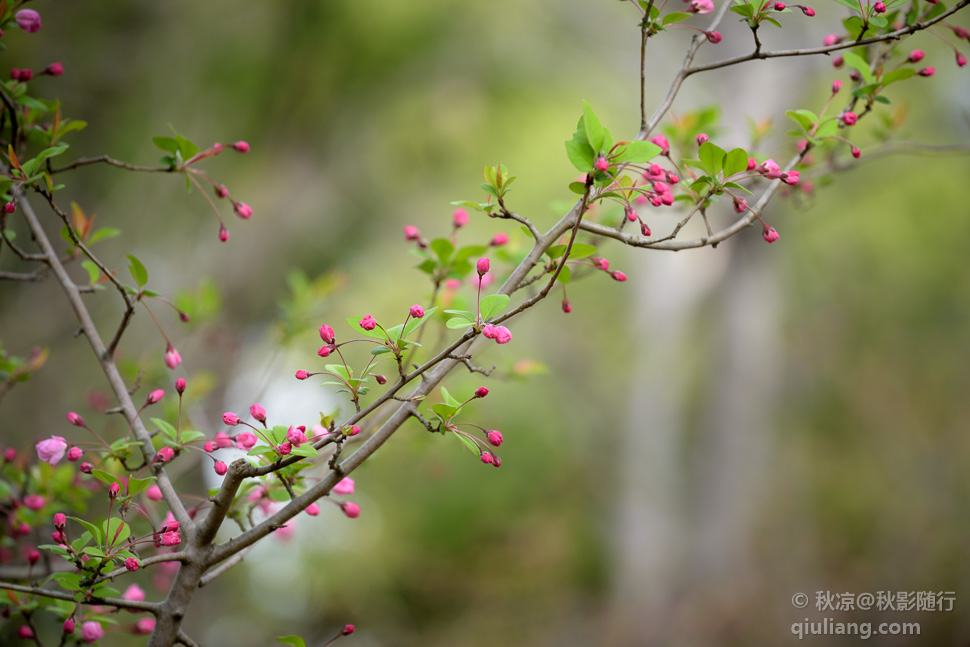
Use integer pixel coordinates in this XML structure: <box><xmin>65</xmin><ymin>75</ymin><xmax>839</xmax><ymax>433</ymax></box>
<box><xmin>757</xmin><ymin>159</ymin><xmax>797</xmax><ymax>185</ymax></box>
<box><xmin>482</xmin><ymin>323</ymin><xmax>512</xmax><ymax>344</ymax></box>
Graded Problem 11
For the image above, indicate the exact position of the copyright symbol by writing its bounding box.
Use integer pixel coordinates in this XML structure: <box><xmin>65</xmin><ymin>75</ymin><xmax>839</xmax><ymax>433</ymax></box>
<box><xmin>792</xmin><ymin>592</ymin><xmax>809</xmax><ymax>609</ymax></box>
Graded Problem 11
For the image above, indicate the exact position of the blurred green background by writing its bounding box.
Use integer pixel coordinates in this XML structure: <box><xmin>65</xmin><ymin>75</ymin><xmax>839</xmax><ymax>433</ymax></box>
<box><xmin>2</xmin><ymin>1</ymin><xmax>970</xmax><ymax>645</ymax></box>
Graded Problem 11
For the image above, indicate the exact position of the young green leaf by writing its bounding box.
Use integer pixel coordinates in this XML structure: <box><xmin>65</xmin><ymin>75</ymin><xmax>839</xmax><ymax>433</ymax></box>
<box><xmin>480</xmin><ymin>294</ymin><xmax>510</xmax><ymax>320</ymax></box>
<box><xmin>127</xmin><ymin>254</ymin><xmax>148</xmax><ymax>287</ymax></box>
<box><xmin>582</xmin><ymin>101</ymin><xmax>605</xmax><ymax>153</ymax></box>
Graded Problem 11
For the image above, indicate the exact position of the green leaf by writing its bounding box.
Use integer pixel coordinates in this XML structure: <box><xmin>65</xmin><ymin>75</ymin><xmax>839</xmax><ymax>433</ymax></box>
<box><xmin>151</xmin><ymin>417</ymin><xmax>178</xmax><ymax>442</ymax></box>
<box><xmin>324</xmin><ymin>364</ymin><xmax>351</xmax><ymax>381</ymax></box>
<box><xmin>127</xmin><ymin>476</ymin><xmax>155</xmax><ymax>497</ymax></box>
<box><xmin>81</xmin><ymin>260</ymin><xmax>100</xmax><ymax>285</ymax></box>
<box><xmin>87</xmin><ymin>227</ymin><xmax>121</xmax><ymax>245</ymax></box>
<box><xmin>882</xmin><ymin>68</ymin><xmax>914</xmax><ymax>86</ymax></box>
<box><xmin>277</xmin><ymin>637</ymin><xmax>307</xmax><ymax>647</ymax></box>
<box><xmin>440</xmin><ymin>386</ymin><xmax>462</xmax><ymax>407</ymax></box>
<box><xmin>403</xmin><ymin>306</ymin><xmax>438</xmax><ymax>337</ymax></box>
<box><xmin>175</xmin><ymin>133</ymin><xmax>199</xmax><ymax>159</ymax></box>
<box><xmin>52</xmin><ymin>573</ymin><xmax>83</xmax><ymax>592</ymax></box>
<box><xmin>763</xmin><ymin>16</ymin><xmax>783</xmax><ymax>27</ymax></box>
<box><xmin>815</xmin><ymin>119</ymin><xmax>839</xmax><ymax>138</ymax></box>
<box><xmin>68</xmin><ymin>516</ymin><xmax>103</xmax><ymax>546</ymax></box>
<box><xmin>842</xmin><ymin>51</ymin><xmax>874</xmax><ymax>84</ymax></box>
<box><xmin>730</xmin><ymin>4</ymin><xmax>755</xmax><ymax>18</ymax></box>
<box><xmin>152</xmin><ymin>136</ymin><xmax>179</xmax><ymax>154</ymax></box>
<box><xmin>723</xmin><ymin>181</ymin><xmax>753</xmax><ymax>195</ymax></box>
<box><xmin>446</xmin><ymin>317</ymin><xmax>474</xmax><ymax>329</ymax></box>
<box><xmin>430</xmin><ymin>238</ymin><xmax>454</xmax><ymax>265</ymax></box>
<box><xmin>453</xmin><ymin>432</ymin><xmax>480</xmax><ymax>456</ymax></box>
<box><xmin>432</xmin><ymin>403</ymin><xmax>458</xmax><ymax>421</ymax></box>
<box><xmin>450</xmin><ymin>200</ymin><xmax>485</xmax><ymax>212</ymax></box>
<box><xmin>290</xmin><ymin>444</ymin><xmax>318</xmax><ymax>458</ymax></box>
<box><xmin>90</xmin><ymin>470</ymin><xmax>122</xmax><ymax>488</ymax></box>
<box><xmin>35</xmin><ymin>145</ymin><xmax>69</xmax><ymax>164</ymax></box>
<box><xmin>126</xmin><ymin>254</ymin><xmax>148</xmax><ymax>287</ymax></box>
<box><xmin>662</xmin><ymin>11</ymin><xmax>691</xmax><ymax>24</ymax></box>
<box><xmin>104</xmin><ymin>518</ymin><xmax>130</xmax><ymax>548</ymax></box>
<box><xmin>568</xmin><ymin>181</ymin><xmax>587</xmax><ymax>195</ymax></box>
<box><xmin>612</xmin><ymin>140</ymin><xmax>662</xmax><ymax>164</ymax></box>
<box><xmin>371</xmin><ymin>346</ymin><xmax>392</xmax><ymax>355</ymax></box>
<box><xmin>565</xmin><ymin>139</ymin><xmax>594</xmax><ymax>173</ymax></box>
<box><xmin>723</xmin><ymin>148</ymin><xmax>749</xmax><ymax>177</ymax></box>
<box><xmin>698</xmin><ymin>142</ymin><xmax>726</xmax><ymax>176</ymax></box>
<box><xmin>556</xmin><ymin>265</ymin><xmax>572</xmax><ymax>284</ymax></box>
<box><xmin>582</xmin><ymin>101</ymin><xmax>605</xmax><ymax>153</ymax></box>
<box><xmin>480</xmin><ymin>294</ymin><xmax>510</xmax><ymax>321</ymax></box>
<box><xmin>546</xmin><ymin>243</ymin><xmax>597</xmax><ymax>260</ymax></box>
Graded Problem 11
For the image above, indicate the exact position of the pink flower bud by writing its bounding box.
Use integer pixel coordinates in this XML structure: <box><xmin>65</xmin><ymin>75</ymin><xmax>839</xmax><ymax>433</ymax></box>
<box><xmin>760</xmin><ymin>159</ymin><xmax>782</xmax><ymax>178</ymax></box>
<box><xmin>159</xmin><ymin>530</ymin><xmax>181</xmax><ymax>546</ymax></box>
<box><xmin>849</xmin><ymin>70</ymin><xmax>861</xmax><ymax>82</ymax></box>
<box><xmin>296</xmin><ymin>370</ymin><xmax>309</xmax><ymax>380</ymax></box>
<box><xmin>80</xmin><ymin>462</ymin><xmax>93</xmax><ymax>474</ymax></box>
<box><xmin>318</xmin><ymin>324</ymin><xmax>335</xmax><ymax>344</ymax></box>
<box><xmin>833</xmin><ymin>55</ymin><xmax>844</xmax><ymax>68</ymax></box>
<box><xmin>250</xmin><ymin>402</ymin><xmax>267</xmax><ymax>422</ymax></box>
<box><xmin>341</xmin><ymin>502</ymin><xmax>361</xmax><ymax>518</ymax></box>
<box><xmin>286</xmin><ymin>427</ymin><xmax>308</xmax><ymax>446</ymax></box>
<box><xmin>650</xmin><ymin>134</ymin><xmax>670</xmax><ymax>155</ymax></box>
<box><xmin>215</xmin><ymin>432</ymin><xmax>232</xmax><ymax>448</ymax></box>
<box><xmin>762</xmin><ymin>225</ymin><xmax>780</xmax><ymax>244</ymax></box>
<box><xmin>482</xmin><ymin>324</ymin><xmax>497</xmax><ymax>339</ymax></box>
<box><xmin>375</xmin><ymin>374</ymin><xmax>387</xmax><ymax>385</ymax></box>
<box><xmin>852</xmin><ymin>147</ymin><xmax>861</xmax><ymax>158</ymax></box>
<box><xmin>486</xmin><ymin>430</ymin><xmax>504</xmax><ymax>446</ymax></box>
<box><xmin>45</xmin><ymin>62</ymin><xmax>64</xmax><ymax>77</ymax></box>
<box><xmin>476</xmin><ymin>257</ymin><xmax>490</xmax><ymax>276</ymax></box>
<box><xmin>594</xmin><ymin>156</ymin><xmax>609</xmax><ymax>171</ymax></box>
<box><xmin>51</xmin><ymin>530</ymin><xmax>67</xmax><ymax>544</ymax></box>
<box><xmin>81</xmin><ymin>621</ymin><xmax>104</xmax><ymax>643</ymax></box>
<box><xmin>957</xmin><ymin>53</ymin><xmax>967</xmax><ymax>68</ymax></box>
<box><xmin>53</xmin><ymin>512</ymin><xmax>67</xmax><ymax>529</ymax></box>
<box><xmin>236</xmin><ymin>432</ymin><xmax>257</xmax><ymax>450</ymax></box>
<box><xmin>164</xmin><ymin>346</ymin><xmax>182</xmax><ymax>370</ymax></box>
<box><xmin>490</xmin><ymin>232</ymin><xmax>509</xmax><ymax>246</ymax></box>
<box><xmin>24</xmin><ymin>494</ymin><xmax>45</xmax><ymax>510</ymax></box>
<box><xmin>27</xmin><ymin>549</ymin><xmax>40</xmax><ymax>564</ymax></box>
<box><xmin>773</xmin><ymin>1</ymin><xmax>785</xmax><ymax>9</ymax></box>
<box><xmin>690</xmin><ymin>0</ymin><xmax>715</xmax><ymax>13</ymax></box>
<box><xmin>874</xmin><ymin>0</ymin><xmax>886</xmax><ymax>10</ymax></box>
<box><xmin>696</xmin><ymin>133</ymin><xmax>709</xmax><ymax>145</ymax></box>
<box><xmin>223</xmin><ymin>412</ymin><xmax>240</xmax><ymax>426</ymax></box>
<box><xmin>344</xmin><ymin>425</ymin><xmax>361</xmax><ymax>436</ymax></box>
<box><xmin>232</xmin><ymin>141</ymin><xmax>250</xmax><ymax>153</ymax></box>
<box><xmin>233</xmin><ymin>201</ymin><xmax>253</xmax><ymax>219</ymax></box>
<box><xmin>35</xmin><ymin>436</ymin><xmax>68</xmax><ymax>465</ymax></box>
<box><xmin>108</xmin><ymin>482</ymin><xmax>121</xmax><ymax>499</ymax></box>
<box><xmin>666</xmin><ymin>172</ymin><xmax>680</xmax><ymax>184</ymax></box>
<box><xmin>156</xmin><ymin>446</ymin><xmax>174</xmax><ymax>463</ymax></box>
<box><xmin>452</xmin><ymin>208</ymin><xmax>469</xmax><ymax>227</ymax></box>
<box><xmin>203</xmin><ymin>441</ymin><xmax>217</xmax><ymax>453</ymax></box>
<box><xmin>1</xmin><ymin>203</ymin><xmax>11</xmax><ymax>215</ymax></box>
<box><xmin>318</xmin><ymin>345</ymin><xmax>333</xmax><ymax>358</ymax></box>
<box><xmin>841</xmin><ymin>112</ymin><xmax>858</xmax><ymax>126</ymax></box>
<box><xmin>359</xmin><ymin>314</ymin><xmax>377</xmax><ymax>331</ymax></box>
<box><xmin>145</xmin><ymin>485</ymin><xmax>163</xmax><ymax>501</ymax></box>
<box><xmin>800</xmin><ymin>5</ymin><xmax>815</xmax><ymax>15</ymax></box>
<box><xmin>15</xmin><ymin>9</ymin><xmax>42</xmax><ymax>33</ymax></box>
<box><xmin>124</xmin><ymin>583</ymin><xmax>146</xmax><ymax>602</ymax></box>
<box><xmin>215</xmin><ymin>184</ymin><xmax>229</xmax><ymax>198</ymax></box>
<box><xmin>409</xmin><ymin>304</ymin><xmax>425</xmax><ymax>318</ymax></box>
<box><xmin>67</xmin><ymin>411</ymin><xmax>84</xmax><ymax>427</ymax></box>
<box><xmin>64</xmin><ymin>618</ymin><xmax>75</xmax><ymax>634</ymax></box>
<box><xmin>918</xmin><ymin>66</ymin><xmax>935</xmax><ymax>76</ymax></box>
<box><xmin>404</xmin><ymin>225</ymin><xmax>421</xmax><ymax>241</ymax></box>
<box><xmin>135</xmin><ymin>618</ymin><xmax>156</xmax><ymax>635</ymax></box>
<box><xmin>832</xmin><ymin>80</ymin><xmax>842</xmax><ymax>94</ymax></box>
<box><xmin>342</xmin><ymin>625</ymin><xmax>356</xmax><ymax>636</ymax></box>
<box><xmin>146</xmin><ymin>389</ymin><xmax>164</xmax><ymax>405</ymax></box>
<box><xmin>611</xmin><ymin>271</ymin><xmax>628</xmax><ymax>282</ymax></box>
<box><xmin>492</xmin><ymin>325</ymin><xmax>513</xmax><ymax>344</ymax></box>
<box><xmin>480</xmin><ymin>452</ymin><xmax>494</xmax><ymax>464</ymax></box>
<box><xmin>824</xmin><ymin>34</ymin><xmax>842</xmax><ymax>47</ymax></box>
<box><xmin>641</xmin><ymin>222</ymin><xmax>652</xmax><ymax>237</ymax></box>
<box><xmin>306</xmin><ymin>502</ymin><xmax>320</xmax><ymax>516</ymax></box>
<box><xmin>214</xmin><ymin>461</ymin><xmax>228</xmax><ymax>475</ymax></box>
<box><xmin>3</xmin><ymin>448</ymin><xmax>15</xmax><ymax>462</ymax></box>
<box><xmin>18</xmin><ymin>626</ymin><xmax>34</xmax><ymax>639</ymax></box>
<box><xmin>218</xmin><ymin>225</ymin><xmax>230</xmax><ymax>242</ymax></box>
<box><xmin>475</xmin><ymin>386</ymin><xmax>489</xmax><ymax>398</ymax></box>
<box><xmin>781</xmin><ymin>170</ymin><xmax>800</xmax><ymax>186</ymax></box>
<box><xmin>909</xmin><ymin>49</ymin><xmax>925</xmax><ymax>63</ymax></box>
<box><xmin>125</xmin><ymin>557</ymin><xmax>140</xmax><ymax>571</ymax></box>
<box><xmin>333</xmin><ymin>477</ymin><xmax>355</xmax><ymax>496</ymax></box>
<box><xmin>733</xmin><ymin>196</ymin><xmax>748</xmax><ymax>214</ymax></box>
<box><xmin>562</xmin><ymin>298</ymin><xmax>572</xmax><ymax>313</ymax></box>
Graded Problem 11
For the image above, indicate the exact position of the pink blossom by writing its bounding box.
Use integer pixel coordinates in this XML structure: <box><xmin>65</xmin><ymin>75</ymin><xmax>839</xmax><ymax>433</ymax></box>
<box><xmin>235</xmin><ymin>432</ymin><xmax>258</xmax><ymax>450</ymax></box>
<box><xmin>318</xmin><ymin>345</ymin><xmax>332</xmax><ymax>357</ymax></box>
<box><xmin>833</xmin><ymin>55</ymin><xmax>844</xmax><ymax>68</ymax></box>
<box><xmin>125</xmin><ymin>557</ymin><xmax>140</xmax><ymax>571</ymax></box>
<box><xmin>832</xmin><ymin>80</ymin><xmax>842</xmax><ymax>94</ymax></box>
<box><xmin>44</xmin><ymin>64</ymin><xmax>65</xmax><ymax>78</ymax></box>
<box><xmin>562</xmin><ymin>299</ymin><xmax>572</xmax><ymax>313</ymax></box>
<box><xmin>81</xmin><ymin>621</ymin><xmax>104</xmax><ymax>643</ymax></box>
<box><xmin>611</xmin><ymin>271</ymin><xmax>628</xmax><ymax>282</ymax></box>
<box><xmin>733</xmin><ymin>196</ymin><xmax>748</xmax><ymax>214</ymax></box>
<box><xmin>342</xmin><ymin>625</ymin><xmax>356</xmax><ymax>636</ymax></box>
<box><xmin>477</xmin><ymin>257</ymin><xmax>490</xmax><ymax>276</ymax></box>
<box><xmin>909</xmin><ymin>49</ymin><xmax>925</xmax><ymax>63</ymax></box>
<box><xmin>482</xmin><ymin>324</ymin><xmax>498</xmax><ymax>339</ymax></box>
<box><xmin>203</xmin><ymin>441</ymin><xmax>217</xmax><ymax>452</ymax></box>
<box><xmin>80</xmin><ymin>462</ymin><xmax>94</xmax><ymax>474</ymax></box>
<box><xmin>852</xmin><ymin>147</ymin><xmax>861</xmax><ymax>159</ymax></box>
<box><xmin>18</xmin><ymin>626</ymin><xmax>34</xmax><ymax>639</ymax></box>
<box><xmin>409</xmin><ymin>304</ymin><xmax>425</xmax><ymax>318</ymax></box>
<box><xmin>222</xmin><ymin>412</ymin><xmax>240</xmax><ymax>426</ymax></box>
<box><xmin>215</xmin><ymin>184</ymin><xmax>229</xmax><ymax>199</ymax></box>
<box><xmin>762</xmin><ymin>225</ymin><xmax>780</xmax><ymax>244</ymax></box>
<box><xmin>452</xmin><ymin>208</ymin><xmax>469</xmax><ymax>227</ymax></box>
<box><xmin>67</xmin><ymin>411</ymin><xmax>84</xmax><ymax>426</ymax></box>
<box><xmin>475</xmin><ymin>386</ymin><xmax>489</xmax><ymax>398</ymax></box>
<box><xmin>490</xmin><ymin>233</ymin><xmax>509</xmax><ymax>246</ymax></box>
<box><xmin>319</xmin><ymin>324</ymin><xmax>335</xmax><ymax>343</ymax></box>
<box><xmin>145</xmin><ymin>486</ymin><xmax>163</xmax><ymax>501</ymax></box>
<box><xmin>823</xmin><ymin>34</ymin><xmax>842</xmax><ymax>47</ymax></box>
<box><xmin>641</xmin><ymin>222</ymin><xmax>652</xmax><ymax>237</ymax></box>
<box><xmin>690</xmin><ymin>0</ymin><xmax>715</xmax><ymax>12</ymax></box>
<box><xmin>957</xmin><ymin>53</ymin><xmax>967</xmax><ymax>67</ymax></box>
<box><xmin>404</xmin><ymin>225</ymin><xmax>421</xmax><ymax>241</ymax></box>
<box><xmin>333</xmin><ymin>477</ymin><xmax>355</xmax><ymax>496</ymax></box>
<box><xmin>594</xmin><ymin>156</ymin><xmax>609</xmax><ymax>172</ymax></box>
<box><xmin>232</xmin><ymin>141</ymin><xmax>250</xmax><ymax>153</ymax></box>
<box><xmin>696</xmin><ymin>133</ymin><xmax>709</xmax><ymax>145</ymax></box>
<box><xmin>650</xmin><ymin>134</ymin><xmax>670</xmax><ymax>155</ymax></box>
<box><xmin>344</xmin><ymin>425</ymin><xmax>361</xmax><ymax>436</ymax></box>
<box><xmin>35</xmin><ymin>436</ymin><xmax>68</xmax><ymax>465</ymax></box>
<box><xmin>480</xmin><ymin>452</ymin><xmax>494</xmax><ymax>465</ymax></box>
<box><xmin>286</xmin><ymin>426</ymin><xmax>308</xmax><ymax>446</ymax></box>
<box><xmin>15</xmin><ymin>9</ymin><xmax>42</xmax><ymax>33</ymax></box>
<box><xmin>64</xmin><ymin>618</ymin><xmax>75</xmax><ymax>634</ymax></box>
<box><xmin>341</xmin><ymin>502</ymin><xmax>361</xmax><ymax>518</ymax></box>
<box><xmin>214</xmin><ymin>461</ymin><xmax>228</xmax><ymax>475</ymax></box>
<box><xmin>27</xmin><ymin>549</ymin><xmax>40</xmax><ymax>564</ymax></box>
<box><xmin>124</xmin><ymin>583</ymin><xmax>146</xmax><ymax>602</ymax></box>
<box><xmin>841</xmin><ymin>112</ymin><xmax>858</xmax><ymax>126</ymax></box>
<box><xmin>134</xmin><ymin>618</ymin><xmax>156</xmax><ymax>635</ymax></box>
<box><xmin>156</xmin><ymin>446</ymin><xmax>174</xmax><ymax>463</ymax></box>
<box><xmin>306</xmin><ymin>503</ymin><xmax>320</xmax><ymax>516</ymax></box>
<box><xmin>359</xmin><ymin>314</ymin><xmax>377</xmax><ymax>331</ymax></box>
<box><xmin>493</xmin><ymin>325</ymin><xmax>513</xmax><ymax>344</ymax></box>
<box><xmin>250</xmin><ymin>402</ymin><xmax>267</xmax><ymax>422</ymax></box>
<box><xmin>781</xmin><ymin>170</ymin><xmax>800</xmax><ymax>186</ymax></box>
<box><xmin>233</xmin><ymin>201</ymin><xmax>253</xmax><ymax>219</ymax></box>
<box><xmin>163</xmin><ymin>345</ymin><xmax>181</xmax><ymax>370</ymax></box>
<box><xmin>159</xmin><ymin>531</ymin><xmax>181</xmax><ymax>546</ymax></box>
<box><xmin>760</xmin><ymin>159</ymin><xmax>782</xmax><ymax>178</ymax></box>
<box><xmin>24</xmin><ymin>494</ymin><xmax>45</xmax><ymax>510</ymax></box>
<box><xmin>146</xmin><ymin>389</ymin><xmax>165</xmax><ymax>405</ymax></box>
<box><xmin>873</xmin><ymin>1</ymin><xmax>886</xmax><ymax>12</ymax></box>
<box><xmin>219</xmin><ymin>226</ymin><xmax>229</xmax><ymax>242</ymax></box>
<box><xmin>53</xmin><ymin>513</ymin><xmax>66</xmax><ymax>529</ymax></box>
<box><xmin>799</xmin><ymin>5</ymin><xmax>815</xmax><ymax>15</ymax></box>
<box><xmin>108</xmin><ymin>482</ymin><xmax>120</xmax><ymax>499</ymax></box>
<box><xmin>773</xmin><ymin>1</ymin><xmax>785</xmax><ymax>8</ymax></box>
<box><xmin>918</xmin><ymin>66</ymin><xmax>935</xmax><ymax>77</ymax></box>
<box><xmin>296</xmin><ymin>370</ymin><xmax>309</xmax><ymax>380</ymax></box>
<box><xmin>175</xmin><ymin>378</ymin><xmax>186</xmax><ymax>394</ymax></box>
<box><xmin>486</xmin><ymin>430</ymin><xmax>504</xmax><ymax>446</ymax></box>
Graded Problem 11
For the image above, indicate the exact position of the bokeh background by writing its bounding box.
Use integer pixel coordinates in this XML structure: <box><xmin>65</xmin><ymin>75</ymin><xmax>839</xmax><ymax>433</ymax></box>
<box><xmin>2</xmin><ymin>1</ymin><xmax>970</xmax><ymax>645</ymax></box>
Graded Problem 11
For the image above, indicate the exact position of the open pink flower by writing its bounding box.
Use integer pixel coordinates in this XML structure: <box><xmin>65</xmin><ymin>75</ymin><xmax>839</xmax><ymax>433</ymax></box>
<box><xmin>35</xmin><ymin>436</ymin><xmax>68</xmax><ymax>465</ymax></box>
